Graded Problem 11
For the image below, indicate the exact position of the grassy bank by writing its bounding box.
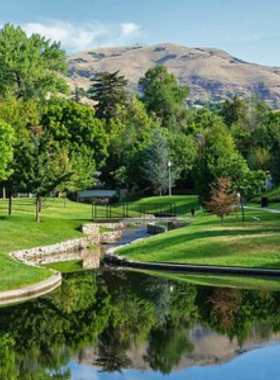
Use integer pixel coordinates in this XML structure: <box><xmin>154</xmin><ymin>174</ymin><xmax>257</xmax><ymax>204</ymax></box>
<box><xmin>0</xmin><ymin>198</ymin><xmax>93</xmax><ymax>291</ymax></box>
<box><xmin>119</xmin><ymin>196</ymin><xmax>280</xmax><ymax>270</ymax></box>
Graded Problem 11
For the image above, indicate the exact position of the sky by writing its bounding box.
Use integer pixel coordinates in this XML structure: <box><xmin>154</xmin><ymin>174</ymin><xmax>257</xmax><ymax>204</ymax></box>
<box><xmin>1</xmin><ymin>0</ymin><xmax>280</xmax><ymax>66</ymax></box>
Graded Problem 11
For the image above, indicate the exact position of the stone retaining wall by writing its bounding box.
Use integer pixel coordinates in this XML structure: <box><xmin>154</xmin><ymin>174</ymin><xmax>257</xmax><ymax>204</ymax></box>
<box><xmin>1</xmin><ymin>221</ymin><xmax>126</xmax><ymax>306</ymax></box>
<box><xmin>11</xmin><ymin>237</ymin><xmax>96</xmax><ymax>266</ymax></box>
<box><xmin>81</xmin><ymin>223</ymin><xmax>125</xmax><ymax>244</ymax></box>
<box><xmin>100</xmin><ymin>230</ymin><xmax>123</xmax><ymax>243</ymax></box>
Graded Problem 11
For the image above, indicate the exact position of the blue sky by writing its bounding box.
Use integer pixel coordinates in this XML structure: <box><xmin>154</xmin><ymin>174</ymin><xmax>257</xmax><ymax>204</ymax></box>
<box><xmin>1</xmin><ymin>0</ymin><xmax>280</xmax><ymax>66</ymax></box>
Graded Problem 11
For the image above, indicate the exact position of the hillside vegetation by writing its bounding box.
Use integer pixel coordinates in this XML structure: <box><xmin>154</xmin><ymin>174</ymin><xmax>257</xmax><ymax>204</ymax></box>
<box><xmin>68</xmin><ymin>43</ymin><xmax>280</xmax><ymax>107</ymax></box>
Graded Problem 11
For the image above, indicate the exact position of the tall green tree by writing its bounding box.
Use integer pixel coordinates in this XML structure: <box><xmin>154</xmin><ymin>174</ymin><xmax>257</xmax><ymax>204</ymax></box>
<box><xmin>193</xmin><ymin>123</ymin><xmax>249</xmax><ymax>204</ymax></box>
<box><xmin>142</xmin><ymin>129</ymin><xmax>171</xmax><ymax>195</ymax></box>
<box><xmin>88</xmin><ymin>71</ymin><xmax>128</xmax><ymax>120</ymax></box>
<box><xmin>139</xmin><ymin>65</ymin><xmax>189</xmax><ymax>129</ymax></box>
<box><xmin>105</xmin><ymin>95</ymin><xmax>158</xmax><ymax>188</ymax></box>
<box><xmin>26</xmin><ymin>130</ymin><xmax>73</xmax><ymax>222</ymax></box>
<box><xmin>0</xmin><ymin>119</ymin><xmax>15</xmax><ymax>182</ymax></box>
<box><xmin>0</xmin><ymin>24</ymin><xmax>69</xmax><ymax>99</ymax></box>
<box><xmin>220</xmin><ymin>96</ymin><xmax>249</xmax><ymax>128</ymax></box>
<box><xmin>41</xmin><ymin>98</ymin><xmax>109</xmax><ymax>169</ymax></box>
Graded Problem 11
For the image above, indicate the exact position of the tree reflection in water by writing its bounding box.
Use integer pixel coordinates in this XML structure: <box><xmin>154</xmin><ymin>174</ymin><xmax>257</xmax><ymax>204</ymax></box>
<box><xmin>0</xmin><ymin>270</ymin><xmax>280</xmax><ymax>378</ymax></box>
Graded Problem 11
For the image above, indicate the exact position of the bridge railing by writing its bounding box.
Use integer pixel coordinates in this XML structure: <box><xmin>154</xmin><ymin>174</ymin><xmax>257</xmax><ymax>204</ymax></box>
<box><xmin>92</xmin><ymin>203</ymin><xmax>177</xmax><ymax>221</ymax></box>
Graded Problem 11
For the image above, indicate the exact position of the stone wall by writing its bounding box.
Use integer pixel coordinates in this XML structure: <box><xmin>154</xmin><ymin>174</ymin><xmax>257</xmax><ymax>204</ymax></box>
<box><xmin>81</xmin><ymin>222</ymin><xmax>125</xmax><ymax>244</ymax></box>
<box><xmin>11</xmin><ymin>222</ymin><xmax>126</xmax><ymax>268</ymax></box>
<box><xmin>11</xmin><ymin>237</ymin><xmax>98</xmax><ymax>266</ymax></box>
<box><xmin>100</xmin><ymin>230</ymin><xmax>123</xmax><ymax>243</ymax></box>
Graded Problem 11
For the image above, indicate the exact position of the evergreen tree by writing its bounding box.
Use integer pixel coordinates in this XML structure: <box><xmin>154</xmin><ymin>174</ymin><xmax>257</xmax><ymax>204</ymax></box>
<box><xmin>88</xmin><ymin>71</ymin><xmax>128</xmax><ymax>120</ymax></box>
<box><xmin>142</xmin><ymin>130</ymin><xmax>170</xmax><ymax>195</ymax></box>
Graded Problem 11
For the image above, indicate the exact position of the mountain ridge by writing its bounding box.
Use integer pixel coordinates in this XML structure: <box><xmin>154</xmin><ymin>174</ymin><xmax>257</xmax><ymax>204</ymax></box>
<box><xmin>67</xmin><ymin>43</ymin><xmax>280</xmax><ymax>107</ymax></box>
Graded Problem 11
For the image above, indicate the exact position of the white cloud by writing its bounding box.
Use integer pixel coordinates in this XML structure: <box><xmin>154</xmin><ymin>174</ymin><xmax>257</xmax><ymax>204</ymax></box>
<box><xmin>121</xmin><ymin>22</ymin><xmax>140</xmax><ymax>37</ymax></box>
<box><xmin>19</xmin><ymin>20</ymin><xmax>142</xmax><ymax>52</ymax></box>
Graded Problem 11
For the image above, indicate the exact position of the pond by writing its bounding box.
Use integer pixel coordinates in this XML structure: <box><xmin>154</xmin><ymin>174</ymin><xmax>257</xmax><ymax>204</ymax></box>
<box><xmin>1</xmin><ymin>269</ymin><xmax>280</xmax><ymax>379</ymax></box>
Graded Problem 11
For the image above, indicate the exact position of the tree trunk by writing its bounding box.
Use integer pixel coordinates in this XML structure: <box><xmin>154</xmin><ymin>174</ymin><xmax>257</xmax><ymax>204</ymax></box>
<box><xmin>8</xmin><ymin>192</ymin><xmax>12</xmax><ymax>216</ymax></box>
<box><xmin>241</xmin><ymin>198</ymin><xmax>245</xmax><ymax>222</ymax></box>
<box><xmin>220</xmin><ymin>214</ymin><xmax>224</xmax><ymax>225</ymax></box>
<box><xmin>36</xmin><ymin>194</ymin><xmax>40</xmax><ymax>223</ymax></box>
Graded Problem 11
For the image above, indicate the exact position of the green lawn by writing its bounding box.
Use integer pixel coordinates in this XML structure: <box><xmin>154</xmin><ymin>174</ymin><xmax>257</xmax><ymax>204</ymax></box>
<box><xmin>119</xmin><ymin>196</ymin><xmax>280</xmax><ymax>270</ymax></box>
<box><xmin>0</xmin><ymin>197</ymin><xmax>93</xmax><ymax>291</ymax></box>
<box><xmin>2</xmin><ymin>195</ymin><xmax>280</xmax><ymax>292</ymax></box>
<box><xmin>123</xmin><ymin>195</ymin><xmax>200</xmax><ymax>216</ymax></box>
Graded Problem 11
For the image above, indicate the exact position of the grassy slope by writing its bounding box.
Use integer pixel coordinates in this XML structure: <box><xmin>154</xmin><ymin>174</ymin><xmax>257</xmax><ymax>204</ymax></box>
<box><xmin>0</xmin><ymin>198</ymin><xmax>93</xmax><ymax>291</ymax></box>
<box><xmin>119</xmin><ymin>196</ymin><xmax>280</xmax><ymax>270</ymax></box>
<box><xmin>121</xmin><ymin>195</ymin><xmax>200</xmax><ymax>216</ymax></box>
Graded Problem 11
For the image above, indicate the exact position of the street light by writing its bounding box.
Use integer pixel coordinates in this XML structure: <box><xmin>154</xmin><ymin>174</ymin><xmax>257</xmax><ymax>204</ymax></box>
<box><xmin>168</xmin><ymin>161</ymin><xmax>172</xmax><ymax>196</ymax></box>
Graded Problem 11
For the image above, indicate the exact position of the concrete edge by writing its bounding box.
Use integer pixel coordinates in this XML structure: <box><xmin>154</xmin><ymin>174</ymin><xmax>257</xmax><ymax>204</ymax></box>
<box><xmin>0</xmin><ymin>272</ymin><xmax>62</xmax><ymax>306</ymax></box>
<box><xmin>105</xmin><ymin>231</ymin><xmax>280</xmax><ymax>279</ymax></box>
<box><xmin>104</xmin><ymin>257</ymin><xmax>280</xmax><ymax>278</ymax></box>
<box><xmin>0</xmin><ymin>222</ymin><xmax>106</xmax><ymax>306</ymax></box>
<box><xmin>1</xmin><ymin>234</ymin><xmax>92</xmax><ymax>307</ymax></box>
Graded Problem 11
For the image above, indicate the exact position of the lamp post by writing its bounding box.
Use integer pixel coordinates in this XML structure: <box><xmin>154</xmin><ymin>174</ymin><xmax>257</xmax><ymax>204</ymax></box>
<box><xmin>168</xmin><ymin>161</ymin><xmax>172</xmax><ymax>196</ymax></box>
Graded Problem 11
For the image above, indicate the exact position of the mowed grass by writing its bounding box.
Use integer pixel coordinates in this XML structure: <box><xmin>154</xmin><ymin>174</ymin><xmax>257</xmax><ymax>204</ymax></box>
<box><xmin>122</xmin><ymin>195</ymin><xmax>200</xmax><ymax>216</ymax></box>
<box><xmin>0</xmin><ymin>198</ymin><xmax>93</xmax><ymax>291</ymax></box>
<box><xmin>119</xmin><ymin>197</ymin><xmax>280</xmax><ymax>270</ymax></box>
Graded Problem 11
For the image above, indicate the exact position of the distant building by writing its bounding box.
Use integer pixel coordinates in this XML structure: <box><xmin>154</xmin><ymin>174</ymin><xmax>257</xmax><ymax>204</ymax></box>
<box><xmin>77</xmin><ymin>190</ymin><xmax>118</xmax><ymax>203</ymax></box>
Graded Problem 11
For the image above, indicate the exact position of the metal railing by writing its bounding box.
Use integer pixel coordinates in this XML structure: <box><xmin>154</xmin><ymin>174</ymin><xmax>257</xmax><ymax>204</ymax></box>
<box><xmin>92</xmin><ymin>203</ymin><xmax>177</xmax><ymax>221</ymax></box>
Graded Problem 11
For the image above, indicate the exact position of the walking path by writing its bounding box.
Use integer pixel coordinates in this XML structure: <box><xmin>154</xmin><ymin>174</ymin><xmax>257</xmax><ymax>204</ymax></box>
<box><xmin>245</xmin><ymin>206</ymin><xmax>280</xmax><ymax>214</ymax></box>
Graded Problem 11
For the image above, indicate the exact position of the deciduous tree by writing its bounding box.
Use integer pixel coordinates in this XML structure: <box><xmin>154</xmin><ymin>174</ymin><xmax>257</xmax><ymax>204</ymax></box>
<box><xmin>0</xmin><ymin>24</ymin><xmax>69</xmax><ymax>99</ymax></box>
<box><xmin>206</xmin><ymin>177</ymin><xmax>236</xmax><ymax>225</ymax></box>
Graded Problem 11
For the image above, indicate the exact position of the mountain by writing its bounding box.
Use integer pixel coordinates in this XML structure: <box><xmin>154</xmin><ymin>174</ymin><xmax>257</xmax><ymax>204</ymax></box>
<box><xmin>68</xmin><ymin>43</ymin><xmax>280</xmax><ymax>107</ymax></box>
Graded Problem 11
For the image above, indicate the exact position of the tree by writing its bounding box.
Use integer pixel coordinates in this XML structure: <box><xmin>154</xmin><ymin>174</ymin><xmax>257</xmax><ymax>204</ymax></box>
<box><xmin>26</xmin><ymin>131</ymin><xmax>73</xmax><ymax>222</ymax></box>
<box><xmin>139</xmin><ymin>65</ymin><xmax>189</xmax><ymax>129</ymax></box>
<box><xmin>0</xmin><ymin>24</ymin><xmax>69</xmax><ymax>99</ymax></box>
<box><xmin>41</xmin><ymin>98</ymin><xmax>109</xmax><ymax>169</ymax></box>
<box><xmin>88</xmin><ymin>71</ymin><xmax>128</xmax><ymax>120</ymax></box>
<box><xmin>220</xmin><ymin>96</ymin><xmax>249</xmax><ymax>128</ymax></box>
<box><xmin>142</xmin><ymin>130</ymin><xmax>171</xmax><ymax>195</ymax></box>
<box><xmin>0</xmin><ymin>119</ymin><xmax>15</xmax><ymax>181</ymax></box>
<box><xmin>105</xmin><ymin>95</ymin><xmax>158</xmax><ymax>188</ymax></box>
<box><xmin>167</xmin><ymin>132</ymin><xmax>196</xmax><ymax>186</ymax></box>
<box><xmin>232</xmin><ymin>169</ymin><xmax>268</xmax><ymax>221</ymax></box>
<box><xmin>206</xmin><ymin>177</ymin><xmax>236</xmax><ymax>225</ymax></box>
<box><xmin>193</xmin><ymin>123</ymin><xmax>249</xmax><ymax>204</ymax></box>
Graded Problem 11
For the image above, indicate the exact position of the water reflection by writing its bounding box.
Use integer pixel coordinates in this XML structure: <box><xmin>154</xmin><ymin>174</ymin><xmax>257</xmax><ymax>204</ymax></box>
<box><xmin>0</xmin><ymin>270</ymin><xmax>280</xmax><ymax>379</ymax></box>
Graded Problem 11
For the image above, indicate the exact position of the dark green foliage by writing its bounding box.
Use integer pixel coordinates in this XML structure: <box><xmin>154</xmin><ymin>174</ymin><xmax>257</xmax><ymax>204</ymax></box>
<box><xmin>139</xmin><ymin>65</ymin><xmax>189</xmax><ymax>129</ymax></box>
<box><xmin>88</xmin><ymin>71</ymin><xmax>128</xmax><ymax>120</ymax></box>
<box><xmin>142</xmin><ymin>129</ymin><xmax>170</xmax><ymax>195</ymax></box>
<box><xmin>193</xmin><ymin>123</ymin><xmax>249</xmax><ymax>203</ymax></box>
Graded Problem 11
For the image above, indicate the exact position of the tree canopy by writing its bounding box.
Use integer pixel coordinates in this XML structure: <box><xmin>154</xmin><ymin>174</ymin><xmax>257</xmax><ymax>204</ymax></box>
<box><xmin>0</xmin><ymin>24</ymin><xmax>69</xmax><ymax>99</ymax></box>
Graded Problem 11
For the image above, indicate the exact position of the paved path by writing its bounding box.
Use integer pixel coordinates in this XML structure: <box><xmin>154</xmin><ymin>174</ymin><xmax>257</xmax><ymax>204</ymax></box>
<box><xmin>120</xmin><ymin>217</ymin><xmax>179</xmax><ymax>223</ymax></box>
<box><xmin>245</xmin><ymin>206</ymin><xmax>280</xmax><ymax>214</ymax></box>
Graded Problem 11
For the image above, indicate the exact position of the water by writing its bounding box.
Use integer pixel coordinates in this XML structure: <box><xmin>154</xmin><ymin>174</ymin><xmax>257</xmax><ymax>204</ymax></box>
<box><xmin>1</xmin><ymin>269</ymin><xmax>280</xmax><ymax>379</ymax></box>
